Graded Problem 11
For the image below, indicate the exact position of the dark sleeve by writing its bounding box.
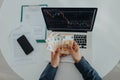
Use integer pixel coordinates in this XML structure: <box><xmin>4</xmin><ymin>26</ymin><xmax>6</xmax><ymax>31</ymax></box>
<box><xmin>39</xmin><ymin>63</ymin><xmax>58</xmax><ymax>80</ymax></box>
<box><xmin>74</xmin><ymin>57</ymin><xmax>102</xmax><ymax>80</ymax></box>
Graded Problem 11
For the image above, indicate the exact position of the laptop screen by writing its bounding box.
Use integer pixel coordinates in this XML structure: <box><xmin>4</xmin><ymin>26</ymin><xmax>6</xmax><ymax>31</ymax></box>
<box><xmin>41</xmin><ymin>8</ymin><xmax>97</xmax><ymax>32</ymax></box>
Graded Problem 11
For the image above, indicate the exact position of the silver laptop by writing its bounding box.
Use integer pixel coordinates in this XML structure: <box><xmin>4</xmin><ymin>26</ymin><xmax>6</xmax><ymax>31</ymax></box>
<box><xmin>41</xmin><ymin>7</ymin><xmax>97</xmax><ymax>63</ymax></box>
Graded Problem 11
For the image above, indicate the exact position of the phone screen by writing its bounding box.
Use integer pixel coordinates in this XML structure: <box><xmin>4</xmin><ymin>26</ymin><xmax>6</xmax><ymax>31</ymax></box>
<box><xmin>17</xmin><ymin>35</ymin><xmax>34</xmax><ymax>55</ymax></box>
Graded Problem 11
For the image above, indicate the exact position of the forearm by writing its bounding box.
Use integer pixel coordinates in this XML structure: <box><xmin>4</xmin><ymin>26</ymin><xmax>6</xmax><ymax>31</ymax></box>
<box><xmin>75</xmin><ymin>57</ymin><xmax>102</xmax><ymax>80</ymax></box>
<box><xmin>39</xmin><ymin>63</ymin><xmax>58</xmax><ymax>80</ymax></box>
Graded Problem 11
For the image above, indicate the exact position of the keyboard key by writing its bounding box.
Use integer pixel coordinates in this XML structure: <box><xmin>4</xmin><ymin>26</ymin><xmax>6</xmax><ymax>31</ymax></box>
<box><xmin>74</xmin><ymin>34</ymin><xmax>87</xmax><ymax>49</ymax></box>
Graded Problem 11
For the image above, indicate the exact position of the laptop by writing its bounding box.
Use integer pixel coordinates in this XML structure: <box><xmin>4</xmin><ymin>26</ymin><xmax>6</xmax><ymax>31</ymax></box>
<box><xmin>41</xmin><ymin>7</ymin><xmax>97</xmax><ymax>63</ymax></box>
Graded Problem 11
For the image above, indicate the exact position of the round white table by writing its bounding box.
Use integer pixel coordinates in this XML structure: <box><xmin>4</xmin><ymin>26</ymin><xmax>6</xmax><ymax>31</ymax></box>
<box><xmin>0</xmin><ymin>0</ymin><xmax>120</xmax><ymax>80</ymax></box>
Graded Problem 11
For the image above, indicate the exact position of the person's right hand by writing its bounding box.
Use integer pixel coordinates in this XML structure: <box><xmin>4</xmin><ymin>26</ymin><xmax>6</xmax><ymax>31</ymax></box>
<box><xmin>67</xmin><ymin>41</ymin><xmax>82</xmax><ymax>63</ymax></box>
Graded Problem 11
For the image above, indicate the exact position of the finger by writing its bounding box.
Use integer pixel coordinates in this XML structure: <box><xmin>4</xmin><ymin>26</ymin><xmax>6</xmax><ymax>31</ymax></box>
<box><xmin>57</xmin><ymin>46</ymin><xmax>61</xmax><ymax>51</ymax></box>
<box><xmin>72</xmin><ymin>43</ymin><xmax>76</xmax><ymax>49</ymax></box>
<box><xmin>55</xmin><ymin>51</ymin><xmax>60</xmax><ymax>58</ymax></box>
<box><xmin>52</xmin><ymin>50</ymin><xmax>60</xmax><ymax>59</ymax></box>
<box><xmin>67</xmin><ymin>41</ymin><xmax>72</xmax><ymax>48</ymax></box>
<box><xmin>73</xmin><ymin>41</ymin><xmax>78</xmax><ymax>45</ymax></box>
<box><xmin>74</xmin><ymin>45</ymin><xmax>78</xmax><ymax>50</ymax></box>
<box><xmin>72</xmin><ymin>41</ymin><xmax>76</xmax><ymax>48</ymax></box>
<box><xmin>68</xmin><ymin>40</ymin><xmax>72</xmax><ymax>45</ymax></box>
<box><xmin>55</xmin><ymin>47</ymin><xmax>61</xmax><ymax>55</ymax></box>
<box><xmin>55</xmin><ymin>49</ymin><xmax>58</xmax><ymax>54</ymax></box>
<box><xmin>51</xmin><ymin>52</ymin><xmax>54</xmax><ymax>60</ymax></box>
<box><xmin>57</xmin><ymin>44</ymin><xmax>62</xmax><ymax>49</ymax></box>
<box><xmin>67</xmin><ymin>45</ymin><xmax>72</xmax><ymax>50</ymax></box>
<box><xmin>73</xmin><ymin>41</ymin><xmax>79</xmax><ymax>48</ymax></box>
<box><xmin>54</xmin><ymin>44</ymin><xmax>60</xmax><ymax>51</ymax></box>
<box><xmin>74</xmin><ymin>45</ymin><xmax>79</xmax><ymax>52</ymax></box>
<box><xmin>59</xmin><ymin>45</ymin><xmax>62</xmax><ymax>50</ymax></box>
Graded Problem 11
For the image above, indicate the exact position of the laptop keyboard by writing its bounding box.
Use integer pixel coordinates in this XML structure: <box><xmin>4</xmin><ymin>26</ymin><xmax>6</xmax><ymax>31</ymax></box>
<box><xmin>74</xmin><ymin>34</ymin><xmax>87</xmax><ymax>49</ymax></box>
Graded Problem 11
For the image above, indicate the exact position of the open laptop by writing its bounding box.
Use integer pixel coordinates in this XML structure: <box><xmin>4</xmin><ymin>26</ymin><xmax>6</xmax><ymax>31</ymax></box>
<box><xmin>41</xmin><ymin>7</ymin><xmax>97</xmax><ymax>63</ymax></box>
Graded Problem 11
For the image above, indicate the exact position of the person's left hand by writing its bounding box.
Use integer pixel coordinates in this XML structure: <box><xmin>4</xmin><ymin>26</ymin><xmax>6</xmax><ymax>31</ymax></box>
<box><xmin>51</xmin><ymin>46</ymin><xmax>61</xmax><ymax>68</ymax></box>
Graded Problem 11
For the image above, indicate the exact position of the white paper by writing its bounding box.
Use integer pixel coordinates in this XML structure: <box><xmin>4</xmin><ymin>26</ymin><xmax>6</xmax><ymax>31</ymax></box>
<box><xmin>31</xmin><ymin>25</ymin><xmax>46</xmax><ymax>40</ymax></box>
<box><xmin>9</xmin><ymin>24</ymin><xmax>38</xmax><ymax>66</ymax></box>
<box><xmin>22</xmin><ymin>5</ymin><xmax>47</xmax><ymax>40</ymax></box>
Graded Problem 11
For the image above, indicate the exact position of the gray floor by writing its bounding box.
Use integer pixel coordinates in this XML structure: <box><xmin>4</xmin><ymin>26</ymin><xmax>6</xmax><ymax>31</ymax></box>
<box><xmin>103</xmin><ymin>61</ymin><xmax>120</xmax><ymax>80</ymax></box>
<box><xmin>0</xmin><ymin>0</ymin><xmax>3</xmax><ymax>8</ymax></box>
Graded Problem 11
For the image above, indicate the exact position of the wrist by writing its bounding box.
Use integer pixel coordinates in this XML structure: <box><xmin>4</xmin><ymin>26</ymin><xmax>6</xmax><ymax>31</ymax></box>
<box><xmin>50</xmin><ymin>62</ymin><xmax>58</xmax><ymax>68</ymax></box>
<box><xmin>74</xmin><ymin>58</ymin><xmax>80</xmax><ymax>63</ymax></box>
<box><xmin>74</xmin><ymin>55</ymin><xmax>82</xmax><ymax>63</ymax></box>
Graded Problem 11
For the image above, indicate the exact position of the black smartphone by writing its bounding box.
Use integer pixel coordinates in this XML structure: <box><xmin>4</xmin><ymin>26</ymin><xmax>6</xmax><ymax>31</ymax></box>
<box><xmin>17</xmin><ymin>35</ymin><xmax>34</xmax><ymax>55</ymax></box>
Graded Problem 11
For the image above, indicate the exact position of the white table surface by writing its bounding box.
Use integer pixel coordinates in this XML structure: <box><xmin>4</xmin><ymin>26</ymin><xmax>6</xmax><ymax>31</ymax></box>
<box><xmin>0</xmin><ymin>0</ymin><xmax>120</xmax><ymax>80</ymax></box>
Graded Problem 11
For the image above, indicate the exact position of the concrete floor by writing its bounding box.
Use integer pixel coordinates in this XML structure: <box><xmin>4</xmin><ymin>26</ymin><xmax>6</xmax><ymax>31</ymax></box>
<box><xmin>103</xmin><ymin>61</ymin><xmax>120</xmax><ymax>80</ymax></box>
<box><xmin>0</xmin><ymin>0</ymin><xmax>3</xmax><ymax>8</ymax></box>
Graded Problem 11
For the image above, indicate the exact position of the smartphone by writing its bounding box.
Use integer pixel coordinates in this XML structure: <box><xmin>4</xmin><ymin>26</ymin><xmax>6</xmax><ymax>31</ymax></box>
<box><xmin>17</xmin><ymin>35</ymin><xmax>34</xmax><ymax>55</ymax></box>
